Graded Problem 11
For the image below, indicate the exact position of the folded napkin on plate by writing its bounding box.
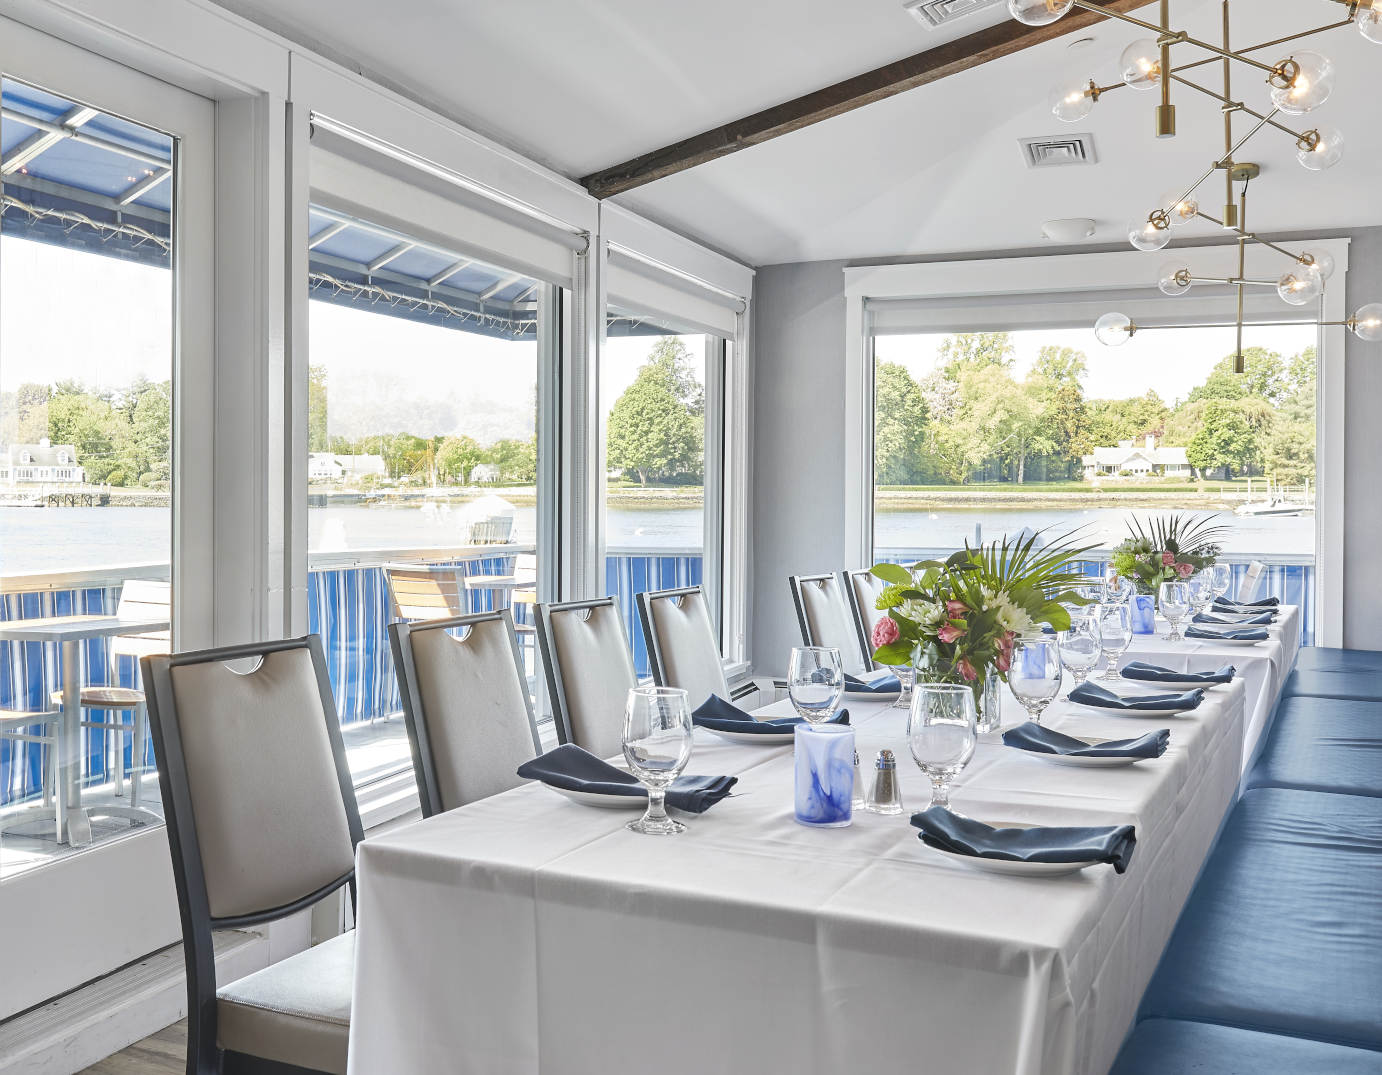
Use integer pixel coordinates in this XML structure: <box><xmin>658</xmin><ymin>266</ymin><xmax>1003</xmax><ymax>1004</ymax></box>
<box><xmin>692</xmin><ymin>694</ymin><xmax>849</xmax><ymax>735</ymax></box>
<box><xmin>1003</xmin><ymin>720</ymin><xmax>1169</xmax><ymax>759</ymax></box>
<box><xmin>1213</xmin><ymin>596</ymin><xmax>1280</xmax><ymax>611</ymax></box>
<box><xmin>1185</xmin><ymin>625</ymin><xmax>1270</xmax><ymax>642</ymax></box>
<box><xmin>844</xmin><ymin>672</ymin><xmax>901</xmax><ymax>695</ymax></box>
<box><xmin>1069</xmin><ymin>681</ymin><xmax>1205</xmax><ymax>712</ymax></box>
<box><xmin>516</xmin><ymin>744</ymin><xmax>736</xmax><ymax>813</ymax></box>
<box><xmin>911</xmin><ymin>807</ymin><xmax>1138</xmax><ymax>874</ymax></box>
<box><xmin>1194</xmin><ymin>610</ymin><xmax>1274</xmax><ymax>626</ymax></box>
<box><xmin>1121</xmin><ymin>661</ymin><xmax>1235</xmax><ymax>685</ymax></box>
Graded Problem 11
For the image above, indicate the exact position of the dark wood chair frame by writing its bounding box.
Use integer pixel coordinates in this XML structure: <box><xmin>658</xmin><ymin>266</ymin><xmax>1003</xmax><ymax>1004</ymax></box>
<box><xmin>389</xmin><ymin>609</ymin><xmax>540</xmax><ymax>818</ymax></box>
<box><xmin>142</xmin><ymin>634</ymin><xmax>364</xmax><ymax>1075</ymax></box>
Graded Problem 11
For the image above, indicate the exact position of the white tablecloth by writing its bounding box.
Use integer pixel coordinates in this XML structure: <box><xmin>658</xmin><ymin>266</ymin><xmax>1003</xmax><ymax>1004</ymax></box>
<box><xmin>349</xmin><ymin>672</ymin><xmax>1256</xmax><ymax>1075</ymax></box>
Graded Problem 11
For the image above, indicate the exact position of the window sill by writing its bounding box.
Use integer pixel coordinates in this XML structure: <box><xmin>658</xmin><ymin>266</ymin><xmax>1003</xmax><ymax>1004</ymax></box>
<box><xmin>354</xmin><ymin>768</ymin><xmax>421</xmax><ymax>833</ymax></box>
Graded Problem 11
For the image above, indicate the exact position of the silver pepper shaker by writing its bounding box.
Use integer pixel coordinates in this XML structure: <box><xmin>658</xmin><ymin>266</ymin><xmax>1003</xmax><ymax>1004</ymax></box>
<box><xmin>865</xmin><ymin>749</ymin><xmax>904</xmax><ymax>815</ymax></box>
<box><xmin>852</xmin><ymin>750</ymin><xmax>866</xmax><ymax>807</ymax></box>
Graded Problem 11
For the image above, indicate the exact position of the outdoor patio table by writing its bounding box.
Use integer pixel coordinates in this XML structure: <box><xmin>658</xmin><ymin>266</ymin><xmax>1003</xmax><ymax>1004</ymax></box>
<box><xmin>0</xmin><ymin>614</ymin><xmax>169</xmax><ymax>846</ymax></box>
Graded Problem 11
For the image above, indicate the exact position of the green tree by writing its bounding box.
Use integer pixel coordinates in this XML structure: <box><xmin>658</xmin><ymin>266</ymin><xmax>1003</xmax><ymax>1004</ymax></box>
<box><xmin>435</xmin><ymin>435</ymin><xmax>484</xmax><ymax>483</ymax></box>
<box><xmin>1187</xmin><ymin>400</ymin><xmax>1258</xmax><ymax>478</ymax></box>
<box><xmin>308</xmin><ymin>365</ymin><xmax>329</xmax><ymax>452</ymax></box>
<box><xmin>488</xmin><ymin>436</ymin><xmax>537</xmax><ymax>483</ymax></box>
<box><xmin>130</xmin><ymin>381</ymin><xmax>171</xmax><ymax>484</ymax></box>
<box><xmin>1032</xmin><ymin>345</ymin><xmax>1087</xmax><ymax>386</ymax></box>
<box><xmin>936</xmin><ymin>332</ymin><xmax>1015</xmax><ymax>375</ymax></box>
<box><xmin>606</xmin><ymin>337</ymin><xmax>704</xmax><ymax>485</ymax></box>
<box><xmin>46</xmin><ymin>390</ymin><xmax>126</xmax><ymax>484</ymax></box>
<box><xmin>1188</xmin><ymin>348</ymin><xmax>1287</xmax><ymax>406</ymax></box>
<box><xmin>873</xmin><ymin>362</ymin><xmax>929</xmax><ymax>485</ymax></box>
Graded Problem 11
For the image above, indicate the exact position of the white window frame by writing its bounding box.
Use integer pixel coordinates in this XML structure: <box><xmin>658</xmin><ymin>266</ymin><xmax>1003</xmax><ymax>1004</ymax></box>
<box><xmin>844</xmin><ymin>242</ymin><xmax>1349</xmax><ymax>648</ymax></box>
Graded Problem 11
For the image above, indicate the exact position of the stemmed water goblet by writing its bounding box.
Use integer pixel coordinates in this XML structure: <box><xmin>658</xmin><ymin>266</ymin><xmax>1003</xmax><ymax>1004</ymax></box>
<box><xmin>1103</xmin><ymin>566</ymin><xmax>1133</xmax><ymax>606</ymax></box>
<box><xmin>622</xmin><ymin>686</ymin><xmax>694</xmax><ymax>836</ymax></box>
<box><xmin>1096</xmin><ymin>602</ymin><xmax>1133</xmax><ymax>680</ymax></box>
<box><xmin>787</xmin><ymin>646</ymin><xmax>845</xmax><ymax>724</ymax></box>
<box><xmin>1187</xmin><ymin>572</ymin><xmax>1215</xmax><ymax>618</ymax></box>
<box><xmin>907</xmin><ymin>683</ymin><xmax>977</xmax><ymax>813</ymax></box>
<box><xmin>1058</xmin><ymin>617</ymin><xmax>1102</xmax><ymax>695</ymax></box>
<box><xmin>1007</xmin><ymin>636</ymin><xmax>1064</xmax><ymax>724</ymax></box>
<box><xmin>1159</xmin><ymin>581</ymin><xmax>1191</xmax><ymax>642</ymax></box>
<box><xmin>1209</xmin><ymin>562</ymin><xmax>1233</xmax><ymax>602</ymax></box>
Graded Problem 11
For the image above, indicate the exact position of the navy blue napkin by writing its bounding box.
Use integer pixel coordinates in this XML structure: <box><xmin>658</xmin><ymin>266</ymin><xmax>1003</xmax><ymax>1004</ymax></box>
<box><xmin>1213</xmin><ymin>596</ymin><xmax>1279</xmax><ymax>611</ymax></box>
<box><xmin>911</xmin><ymin>807</ymin><xmax>1138</xmax><ymax>874</ymax></box>
<box><xmin>1194</xmin><ymin>611</ymin><xmax>1274</xmax><ymax>626</ymax></box>
<box><xmin>1121</xmin><ymin>661</ymin><xmax>1235</xmax><ymax>685</ymax></box>
<box><xmin>1003</xmin><ymin>721</ymin><xmax>1169</xmax><ymax>759</ymax></box>
<box><xmin>516</xmin><ymin>744</ymin><xmax>736</xmax><ymax>813</ymax></box>
<box><xmin>1185</xmin><ymin>625</ymin><xmax>1269</xmax><ymax>642</ymax></box>
<box><xmin>692</xmin><ymin>694</ymin><xmax>849</xmax><ymax>735</ymax></box>
<box><xmin>844</xmin><ymin>673</ymin><xmax>901</xmax><ymax>695</ymax></box>
<box><xmin>1069</xmin><ymin>682</ymin><xmax>1205</xmax><ymax>712</ymax></box>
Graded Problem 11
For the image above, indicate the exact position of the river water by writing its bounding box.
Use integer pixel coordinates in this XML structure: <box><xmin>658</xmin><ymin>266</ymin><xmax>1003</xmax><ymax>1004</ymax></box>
<box><xmin>0</xmin><ymin>502</ymin><xmax>1314</xmax><ymax>577</ymax></box>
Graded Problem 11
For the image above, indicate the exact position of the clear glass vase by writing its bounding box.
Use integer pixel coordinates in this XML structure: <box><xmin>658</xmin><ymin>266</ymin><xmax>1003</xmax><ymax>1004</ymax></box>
<box><xmin>974</xmin><ymin>674</ymin><xmax>1003</xmax><ymax>735</ymax></box>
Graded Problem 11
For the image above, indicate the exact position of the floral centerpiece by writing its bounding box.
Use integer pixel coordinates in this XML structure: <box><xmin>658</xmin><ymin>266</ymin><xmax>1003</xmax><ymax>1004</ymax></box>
<box><xmin>867</xmin><ymin>531</ymin><xmax>1096</xmax><ymax>729</ymax></box>
<box><xmin>1108</xmin><ymin>513</ymin><xmax>1227</xmax><ymax>596</ymax></box>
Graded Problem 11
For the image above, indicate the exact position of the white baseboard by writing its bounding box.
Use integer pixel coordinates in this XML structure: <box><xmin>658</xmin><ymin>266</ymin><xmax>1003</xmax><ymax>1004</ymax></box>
<box><xmin>0</xmin><ymin>930</ymin><xmax>266</xmax><ymax>1075</ymax></box>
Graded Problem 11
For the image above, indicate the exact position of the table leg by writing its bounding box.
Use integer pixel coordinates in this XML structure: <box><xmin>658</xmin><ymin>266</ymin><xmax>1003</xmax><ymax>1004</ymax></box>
<box><xmin>61</xmin><ymin>639</ymin><xmax>92</xmax><ymax>847</ymax></box>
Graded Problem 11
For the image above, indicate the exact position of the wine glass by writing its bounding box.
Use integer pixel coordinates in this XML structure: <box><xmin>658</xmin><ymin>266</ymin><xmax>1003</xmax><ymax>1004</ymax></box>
<box><xmin>1058</xmin><ymin>617</ymin><xmax>1102</xmax><ymax>694</ymax></box>
<box><xmin>1209</xmin><ymin>562</ymin><xmax>1232</xmax><ymax>601</ymax></box>
<box><xmin>907</xmin><ymin>683</ymin><xmax>977</xmax><ymax>813</ymax></box>
<box><xmin>1102</xmin><ymin>566</ymin><xmax>1132</xmax><ymax>605</ymax></box>
<box><xmin>1159</xmin><ymin>581</ymin><xmax>1191</xmax><ymax>642</ymax></box>
<box><xmin>1096</xmin><ymin>602</ymin><xmax>1133</xmax><ymax>680</ymax></box>
<box><xmin>1007</xmin><ymin>636</ymin><xmax>1064</xmax><ymax>724</ymax></box>
<box><xmin>1186</xmin><ymin>572</ymin><xmax>1215</xmax><ymax>617</ymax></box>
<box><xmin>622</xmin><ymin>686</ymin><xmax>694</xmax><ymax>836</ymax></box>
<box><xmin>787</xmin><ymin>646</ymin><xmax>845</xmax><ymax>724</ymax></box>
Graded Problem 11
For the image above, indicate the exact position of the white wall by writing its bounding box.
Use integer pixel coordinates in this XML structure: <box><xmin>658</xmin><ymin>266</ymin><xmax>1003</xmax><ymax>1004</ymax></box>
<box><xmin>1341</xmin><ymin>226</ymin><xmax>1382</xmax><ymax>648</ymax></box>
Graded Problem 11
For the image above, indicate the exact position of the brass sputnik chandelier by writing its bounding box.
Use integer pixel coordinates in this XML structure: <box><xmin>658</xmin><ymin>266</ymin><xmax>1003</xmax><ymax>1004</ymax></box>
<box><xmin>1009</xmin><ymin>0</ymin><xmax>1382</xmax><ymax>371</ymax></box>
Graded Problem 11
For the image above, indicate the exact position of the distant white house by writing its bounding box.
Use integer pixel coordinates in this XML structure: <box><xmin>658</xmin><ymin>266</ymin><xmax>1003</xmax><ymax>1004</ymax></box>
<box><xmin>469</xmin><ymin>462</ymin><xmax>501</xmax><ymax>484</ymax></box>
<box><xmin>307</xmin><ymin>452</ymin><xmax>387</xmax><ymax>482</ymax></box>
<box><xmin>1082</xmin><ymin>435</ymin><xmax>1190</xmax><ymax>480</ymax></box>
<box><xmin>0</xmin><ymin>439</ymin><xmax>85</xmax><ymax>486</ymax></box>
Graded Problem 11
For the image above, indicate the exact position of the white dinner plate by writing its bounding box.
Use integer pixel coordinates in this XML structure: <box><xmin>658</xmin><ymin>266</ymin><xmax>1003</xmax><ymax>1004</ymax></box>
<box><xmin>548</xmin><ymin>785</ymin><xmax>645</xmax><ymax>810</ymax></box>
<box><xmin>845</xmin><ymin>688</ymin><xmax>901</xmax><ymax>704</ymax></box>
<box><xmin>701</xmin><ymin>726</ymin><xmax>796</xmax><ymax>745</ymax></box>
<box><xmin>1199</xmin><ymin>637</ymin><xmax>1266</xmax><ymax>647</ymax></box>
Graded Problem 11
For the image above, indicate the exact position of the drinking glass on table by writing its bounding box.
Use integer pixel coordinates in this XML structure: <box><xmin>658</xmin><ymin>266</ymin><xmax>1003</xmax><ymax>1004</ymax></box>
<box><xmin>1096</xmin><ymin>602</ymin><xmax>1133</xmax><ymax>680</ymax></box>
<box><xmin>1187</xmin><ymin>572</ymin><xmax>1215</xmax><ymax>616</ymax></box>
<box><xmin>1209</xmin><ymin>563</ymin><xmax>1233</xmax><ymax>601</ymax></box>
<box><xmin>1102</xmin><ymin>567</ymin><xmax>1133</xmax><ymax>606</ymax></box>
<box><xmin>1058</xmin><ymin>617</ymin><xmax>1102</xmax><ymax>694</ymax></box>
<box><xmin>1159</xmin><ymin>581</ymin><xmax>1191</xmax><ymax>642</ymax></box>
<box><xmin>1007</xmin><ymin>636</ymin><xmax>1064</xmax><ymax>724</ymax></box>
<box><xmin>907</xmin><ymin>683</ymin><xmax>977</xmax><ymax>813</ymax></box>
<box><xmin>622</xmin><ymin>686</ymin><xmax>694</xmax><ymax>836</ymax></box>
<box><xmin>787</xmin><ymin>646</ymin><xmax>845</xmax><ymax>724</ymax></box>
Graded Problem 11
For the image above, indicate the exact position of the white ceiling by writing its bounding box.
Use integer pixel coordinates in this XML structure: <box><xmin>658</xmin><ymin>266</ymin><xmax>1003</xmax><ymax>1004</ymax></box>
<box><xmin>216</xmin><ymin>0</ymin><xmax>1382</xmax><ymax>266</ymax></box>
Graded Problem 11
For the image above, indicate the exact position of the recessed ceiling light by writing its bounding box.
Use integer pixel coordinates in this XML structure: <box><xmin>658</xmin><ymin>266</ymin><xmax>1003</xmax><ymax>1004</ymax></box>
<box><xmin>1041</xmin><ymin>218</ymin><xmax>1097</xmax><ymax>242</ymax></box>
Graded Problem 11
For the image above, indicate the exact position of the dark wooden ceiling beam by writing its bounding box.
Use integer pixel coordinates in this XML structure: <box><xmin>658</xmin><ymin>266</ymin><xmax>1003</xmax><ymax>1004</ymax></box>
<box><xmin>581</xmin><ymin>0</ymin><xmax>1154</xmax><ymax>199</ymax></box>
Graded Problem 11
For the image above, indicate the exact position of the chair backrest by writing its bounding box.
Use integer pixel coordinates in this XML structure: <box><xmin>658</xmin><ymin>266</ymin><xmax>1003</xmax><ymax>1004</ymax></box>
<box><xmin>142</xmin><ymin>635</ymin><xmax>363</xmax><ymax>1075</ymax></box>
<box><xmin>389</xmin><ymin>610</ymin><xmax>540</xmax><ymax>816</ymax></box>
<box><xmin>789</xmin><ymin>573</ymin><xmax>869</xmax><ymax>676</ymax></box>
<box><xmin>111</xmin><ymin>578</ymin><xmax>172</xmax><ymax>659</ymax></box>
<box><xmin>535</xmin><ymin>597</ymin><xmax>637</xmax><ymax>759</ymax></box>
<box><xmin>1238</xmin><ymin>560</ymin><xmax>1267</xmax><ymax>602</ymax></box>
<box><xmin>845</xmin><ymin>568</ymin><xmax>887</xmax><ymax>666</ymax></box>
<box><xmin>636</xmin><ymin>586</ymin><xmax>728</xmax><ymax>710</ymax></box>
<box><xmin>387</xmin><ymin>566</ymin><xmax>466</xmax><ymax>621</ymax></box>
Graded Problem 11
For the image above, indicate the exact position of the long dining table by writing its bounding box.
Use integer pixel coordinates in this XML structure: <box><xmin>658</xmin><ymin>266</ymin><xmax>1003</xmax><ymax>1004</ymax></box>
<box><xmin>347</xmin><ymin>611</ymin><xmax>1300</xmax><ymax>1074</ymax></box>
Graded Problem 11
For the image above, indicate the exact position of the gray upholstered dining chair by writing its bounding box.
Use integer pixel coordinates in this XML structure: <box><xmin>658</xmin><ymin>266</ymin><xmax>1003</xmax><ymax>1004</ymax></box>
<box><xmin>389</xmin><ymin>609</ymin><xmax>541</xmax><ymax>817</ymax></box>
<box><xmin>788</xmin><ymin>572</ymin><xmax>870</xmax><ymax>676</ymax></box>
<box><xmin>636</xmin><ymin>585</ymin><xmax>728</xmax><ymax>710</ymax></box>
<box><xmin>844</xmin><ymin>568</ymin><xmax>888</xmax><ymax>668</ymax></box>
<box><xmin>142</xmin><ymin>634</ymin><xmax>363</xmax><ymax>1075</ymax></box>
<box><xmin>534</xmin><ymin>597</ymin><xmax>638</xmax><ymax>760</ymax></box>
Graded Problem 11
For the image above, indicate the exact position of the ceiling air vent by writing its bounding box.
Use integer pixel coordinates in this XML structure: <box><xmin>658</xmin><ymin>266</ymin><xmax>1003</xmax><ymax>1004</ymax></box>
<box><xmin>903</xmin><ymin>0</ymin><xmax>1004</xmax><ymax>29</ymax></box>
<box><xmin>1019</xmin><ymin>133</ymin><xmax>1098</xmax><ymax>168</ymax></box>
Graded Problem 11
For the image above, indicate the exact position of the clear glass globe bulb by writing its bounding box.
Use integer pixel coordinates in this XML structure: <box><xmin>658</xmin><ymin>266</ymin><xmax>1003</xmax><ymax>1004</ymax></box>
<box><xmin>1297</xmin><ymin>127</ymin><xmax>1345</xmax><ymax>171</ymax></box>
<box><xmin>1351</xmin><ymin>303</ymin><xmax>1382</xmax><ymax>342</ymax></box>
<box><xmin>1357</xmin><ymin>7</ymin><xmax>1382</xmax><ymax>44</ymax></box>
<box><xmin>1049</xmin><ymin>77</ymin><xmax>1095</xmax><ymax>122</ymax></box>
<box><xmin>1128</xmin><ymin>215</ymin><xmax>1171</xmax><ymax>252</ymax></box>
<box><xmin>1094</xmin><ymin>312</ymin><xmax>1134</xmax><ymax>347</ymax></box>
<box><xmin>1158</xmin><ymin>264</ymin><xmax>1192</xmax><ymax>297</ymax></box>
<box><xmin>1008</xmin><ymin>0</ymin><xmax>1073</xmax><ymax>26</ymax></box>
<box><xmin>1302</xmin><ymin>248</ymin><xmax>1336</xmax><ymax>280</ymax></box>
<box><xmin>1278</xmin><ymin>268</ymin><xmax>1324</xmax><ymax>306</ymax></box>
<box><xmin>1159</xmin><ymin>189</ymin><xmax>1199</xmax><ymax>226</ymax></box>
<box><xmin>1271</xmin><ymin>51</ymin><xmax>1335</xmax><ymax>114</ymax></box>
<box><xmin>1120</xmin><ymin>40</ymin><xmax>1161</xmax><ymax>91</ymax></box>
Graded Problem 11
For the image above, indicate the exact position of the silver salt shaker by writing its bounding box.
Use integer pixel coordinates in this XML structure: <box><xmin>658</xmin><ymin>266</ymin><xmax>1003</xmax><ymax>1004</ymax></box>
<box><xmin>865</xmin><ymin>749</ymin><xmax>904</xmax><ymax>815</ymax></box>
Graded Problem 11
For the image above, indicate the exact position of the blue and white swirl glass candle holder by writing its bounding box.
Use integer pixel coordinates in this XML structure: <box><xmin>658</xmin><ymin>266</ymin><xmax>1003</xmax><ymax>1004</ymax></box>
<box><xmin>794</xmin><ymin>724</ymin><xmax>855</xmax><ymax>828</ymax></box>
<box><xmin>1130</xmin><ymin>594</ymin><xmax>1156</xmax><ymax>635</ymax></box>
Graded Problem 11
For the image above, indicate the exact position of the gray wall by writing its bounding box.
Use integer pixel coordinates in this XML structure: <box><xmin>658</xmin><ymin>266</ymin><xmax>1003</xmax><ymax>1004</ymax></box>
<box><xmin>748</xmin><ymin>229</ymin><xmax>1382</xmax><ymax>670</ymax></box>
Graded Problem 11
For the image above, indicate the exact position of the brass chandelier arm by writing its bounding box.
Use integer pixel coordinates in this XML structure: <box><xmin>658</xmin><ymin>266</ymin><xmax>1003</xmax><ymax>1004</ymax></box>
<box><xmin>1067</xmin><ymin>0</ymin><xmax>1280</xmax><ymax>74</ymax></box>
<box><xmin>1169</xmin><ymin>74</ymin><xmax>1307</xmax><ymax>142</ymax></box>
<box><xmin>1164</xmin><ymin>107</ymin><xmax>1280</xmax><ymax>218</ymax></box>
<box><xmin>1188</xmin><ymin>277</ymin><xmax>1279</xmax><ymax>287</ymax></box>
<box><xmin>1173</xmin><ymin>16</ymin><xmax>1359</xmax><ymax>76</ymax></box>
<box><xmin>1128</xmin><ymin>320</ymin><xmax>1344</xmax><ymax>333</ymax></box>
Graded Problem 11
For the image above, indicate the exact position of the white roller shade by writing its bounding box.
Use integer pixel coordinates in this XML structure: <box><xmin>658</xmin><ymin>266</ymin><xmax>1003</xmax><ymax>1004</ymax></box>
<box><xmin>310</xmin><ymin>122</ymin><xmax>586</xmax><ymax>288</ymax></box>
<box><xmin>605</xmin><ymin>244</ymin><xmax>745</xmax><ymax>339</ymax></box>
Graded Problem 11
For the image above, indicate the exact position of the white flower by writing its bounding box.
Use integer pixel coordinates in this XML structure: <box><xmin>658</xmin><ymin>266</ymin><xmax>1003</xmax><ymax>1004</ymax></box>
<box><xmin>989</xmin><ymin>589</ymin><xmax>1036</xmax><ymax>637</ymax></box>
<box><xmin>898</xmin><ymin>598</ymin><xmax>946</xmax><ymax>628</ymax></box>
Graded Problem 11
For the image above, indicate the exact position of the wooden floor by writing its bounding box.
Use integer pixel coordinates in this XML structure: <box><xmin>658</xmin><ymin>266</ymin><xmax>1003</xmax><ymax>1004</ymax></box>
<box><xmin>79</xmin><ymin>1020</ymin><xmax>185</xmax><ymax>1074</ymax></box>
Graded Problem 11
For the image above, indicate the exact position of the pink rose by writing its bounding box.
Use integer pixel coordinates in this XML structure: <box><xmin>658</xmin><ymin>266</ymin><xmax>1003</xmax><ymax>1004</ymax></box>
<box><xmin>1175</xmin><ymin>562</ymin><xmax>1194</xmax><ymax>579</ymax></box>
<box><xmin>937</xmin><ymin>624</ymin><xmax>967</xmax><ymax>644</ymax></box>
<box><xmin>995</xmin><ymin>651</ymin><xmax>1012</xmax><ymax>673</ymax></box>
<box><xmin>1161</xmin><ymin>550</ymin><xmax>1176</xmax><ymax>566</ymax></box>
<box><xmin>945</xmin><ymin>599</ymin><xmax>968</xmax><ymax>618</ymax></box>
<box><xmin>871</xmin><ymin>616</ymin><xmax>901</xmax><ymax>648</ymax></box>
<box><xmin>958</xmin><ymin>658</ymin><xmax>978</xmax><ymax>682</ymax></box>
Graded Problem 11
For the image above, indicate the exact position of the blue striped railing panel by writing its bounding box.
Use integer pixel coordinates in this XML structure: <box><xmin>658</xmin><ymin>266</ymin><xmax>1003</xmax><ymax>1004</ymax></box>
<box><xmin>604</xmin><ymin>553</ymin><xmax>703</xmax><ymax>679</ymax></box>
